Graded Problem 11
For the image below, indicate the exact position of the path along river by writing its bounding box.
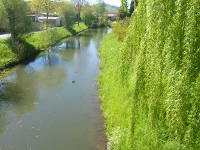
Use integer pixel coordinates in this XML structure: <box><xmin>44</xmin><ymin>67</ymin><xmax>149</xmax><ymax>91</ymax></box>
<box><xmin>0</xmin><ymin>28</ymin><xmax>111</xmax><ymax>150</ymax></box>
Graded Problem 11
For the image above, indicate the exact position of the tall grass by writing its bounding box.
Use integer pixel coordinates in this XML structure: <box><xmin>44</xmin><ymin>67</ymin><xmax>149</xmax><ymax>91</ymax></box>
<box><xmin>99</xmin><ymin>33</ymin><xmax>133</xmax><ymax>150</ymax></box>
<box><xmin>99</xmin><ymin>0</ymin><xmax>200</xmax><ymax>149</ymax></box>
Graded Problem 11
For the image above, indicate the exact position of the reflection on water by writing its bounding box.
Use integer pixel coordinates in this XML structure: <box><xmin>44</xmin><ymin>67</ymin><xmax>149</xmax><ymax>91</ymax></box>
<box><xmin>0</xmin><ymin>67</ymin><xmax>37</xmax><ymax>116</ymax></box>
<box><xmin>0</xmin><ymin>111</ymin><xmax>8</xmax><ymax>134</ymax></box>
<box><xmin>0</xmin><ymin>28</ymin><xmax>110</xmax><ymax>150</ymax></box>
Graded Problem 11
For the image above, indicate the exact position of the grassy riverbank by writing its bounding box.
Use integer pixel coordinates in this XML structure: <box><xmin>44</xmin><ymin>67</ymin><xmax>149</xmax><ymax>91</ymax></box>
<box><xmin>99</xmin><ymin>33</ymin><xmax>133</xmax><ymax>150</ymax></box>
<box><xmin>99</xmin><ymin>0</ymin><xmax>199</xmax><ymax>149</ymax></box>
<box><xmin>0</xmin><ymin>23</ymin><xmax>87</xmax><ymax>71</ymax></box>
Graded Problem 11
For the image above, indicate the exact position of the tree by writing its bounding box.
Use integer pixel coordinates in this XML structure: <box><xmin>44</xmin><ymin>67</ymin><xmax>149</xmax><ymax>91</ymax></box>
<box><xmin>129</xmin><ymin>0</ymin><xmax>138</xmax><ymax>16</ymax></box>
<box><xmin>81</xmin><ymin>0</ymin><xmax>108</xmax><ymax>28</ymax></box>
<box><xmin>71</xmin><ymin>0</ymin><xmax>88</xmax><ymax>25</ymax></box>
<box><xmin>93</xmin><ymin>0</ymin><xmax>106</xmax><ymax>17</ymax></box>
<box><xmin>30</xmin><ymin>0</ymin><xmax>42</xmax><ymax>17</ymax></box>
<box><xmin>30</xmin><ymin>0</ymin><xmax>55</xmax><ymax>28</ymax></box>
<box><xmin>0</xmin><ymin>0</ymin><xmax>32</xmax><ymax>39</ymax></box>
<box><xmin>0</xmin><ymin>0</ymin><xmax>6</xmax><ymax>31</ymax></box>
<box><xmin>0</xmin><ymin>0</ymin><xmax>34</xmax><ymax>58</ymax></box>
<box><xmin>40</xmin><ymin>0</ymin><xmax>55</xmax><ymax>28</ymax></box>
<box><xmin>119</xmin><ymin>0</ymin><xmax>128</xmax><ymax>19</ymax></box>
<box><xmin>81</xmin><ymin>6</ymin><xmax>97</xmax><ymax>27</ymax></box>
<box><xmin>57</xmin><ymin>2</ymin><xmax>76</xmax><ymax>28</ymax></box>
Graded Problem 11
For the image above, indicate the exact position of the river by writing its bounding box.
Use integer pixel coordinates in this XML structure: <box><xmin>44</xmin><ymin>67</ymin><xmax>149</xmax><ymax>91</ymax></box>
<box><xmin>0</xmin><ymin>28</ymin><xmax>110</xmax><ymax>150</ymax></box>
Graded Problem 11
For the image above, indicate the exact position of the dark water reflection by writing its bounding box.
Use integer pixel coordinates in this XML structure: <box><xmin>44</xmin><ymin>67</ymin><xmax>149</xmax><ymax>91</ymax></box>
<box><xmin>0</xmin><ymin>28</ymin><xmax>111</xmax><ymax>150</ymax></box>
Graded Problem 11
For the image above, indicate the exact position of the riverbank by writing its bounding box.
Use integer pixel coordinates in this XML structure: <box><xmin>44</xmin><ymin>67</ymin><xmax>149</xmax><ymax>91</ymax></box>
<box><xmin>0</xmin><ymin>23</ymin><xmax>87</xmax><ymax>78</ymax></box>
<box><xmin>98</xmin><ymin>33</ymin><xmax>133</xmax><ymax>150</ymax></box>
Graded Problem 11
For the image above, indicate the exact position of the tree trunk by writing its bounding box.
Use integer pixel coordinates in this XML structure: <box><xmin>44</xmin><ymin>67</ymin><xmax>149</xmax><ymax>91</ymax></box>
<box><xmin>77</xmin><ymin>12</ymin><xmax>80</xmax><ymax>26</ymax></box>
<box><xmin>46</xmin><ymin>10</ymin><xmax>49</xmax><ymax>29</ymax></box>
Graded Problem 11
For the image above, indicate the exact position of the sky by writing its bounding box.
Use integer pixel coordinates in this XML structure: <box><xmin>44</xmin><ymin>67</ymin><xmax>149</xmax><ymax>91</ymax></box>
<box><xmin>104</xmin><ymin>0</ymin><xmax>121</xmax><ymax>7</ymax></box>
<box><xmin>91</xmin><ymin>0</ymin><xmax>131</xmax><ymax>7</ymax></box>
<box><xmin>25</xmin><ymin>0</ymin><xmax>130</xmax><ymax>7</ymax></box>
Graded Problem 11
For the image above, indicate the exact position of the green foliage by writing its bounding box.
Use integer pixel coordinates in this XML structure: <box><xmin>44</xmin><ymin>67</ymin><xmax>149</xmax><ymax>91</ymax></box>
<box><xmin>57</xmin><ymin>2</ymin><xmax>76</xmax><ymax>28</ymax></box>
<box><xmin>129</xmin><ymin>0</ymin><xmax>138</xmax><ymax>16</ymax></box>
<box><xmin>29</xmin><ymin>0</ymin><xmax>42</xmax><ymax>15</ymax></box>
<box><xmin>71</xmin><ymin>0</ymin><xmax>87</xmax><ymax>25</ymax></box>
<box><xmin>81</xmin><ymin>4</ymin><xmax>109</xmax><ymax>28</ymax></box>
<box><xmin>119</xmin><ymin>0</ymin><xmax>129</xmax><ymax>19</ymax></box>
<box><xmin>99</xmin><ymin>33</ymin><xmax>132</xmax><ymax>150</ymax></box>
<box><xmin>112</xmin><ymin>18</ymin><xmax>130</xmax><ymax>41</ymax></box>
<box><xmin>0</xmin><ymin>0</ymin><xmax>6</xmax><ymax>29</ymax></box>
<box><xmin>93</xmin><ymin>0</ymin><xmax>107</xmax><ymax>17</ymax></box>
<box><xmin>0</xmin><ymin>39</ymin><xmax>18</xmax><ymax>70</ymax></box>
<box><xmin>72</xmin><ymin>22</ymin><xmax>87</xmax><ymax>32</ymax></box>
<box><xmin>0</xmin><ymin>0</ymin><xmax>33</xmax><ymax>60</ymax></box>
<box><xmin>81</xmin><ymin>7</ymin><xmax>98</xmax><ymax>28</ymax></box>
<box><xmin>99</xmin><ymin>0</ymin><xmax>200</xmax><ymax>149</ymax></box>
<box><xmin>0</xmin><ymin>23</ymin><xmax>87</xmax><ymax>70</ymax></box>
<box><xmin>97</xmin><ymin>16</ymin><xmax>109</xmax><ymax>27</ymax></box>
<box><xmin>30</xmin><ymin>0</ymin><xmax>56</xmax><ymax>28</ymax></box>
<box><xmin>0</xmin><ymin>0</ymin><xmax>32</xmax><ymax>37</ymax></box>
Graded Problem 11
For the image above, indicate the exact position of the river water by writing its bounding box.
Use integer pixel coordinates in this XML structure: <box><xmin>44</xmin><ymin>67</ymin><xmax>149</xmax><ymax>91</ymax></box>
<box><xmin>0</xmin><ymin>28</ymin><xmax>110</xmax><ymax>150</ymax></box>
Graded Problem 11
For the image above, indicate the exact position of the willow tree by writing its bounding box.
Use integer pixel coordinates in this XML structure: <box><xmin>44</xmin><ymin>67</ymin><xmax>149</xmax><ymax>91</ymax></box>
<box><xmin>117</xmin><ymin>0</ymin><xmax>200</xmax><ymax>149</ymax></box>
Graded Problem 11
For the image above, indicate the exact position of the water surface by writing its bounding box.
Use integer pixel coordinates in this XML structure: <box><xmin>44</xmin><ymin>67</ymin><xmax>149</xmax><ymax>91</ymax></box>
<box><xmin>0</xmin><ymin>28</ymin><xmax>110</xmax><ymax>150</ymax></box>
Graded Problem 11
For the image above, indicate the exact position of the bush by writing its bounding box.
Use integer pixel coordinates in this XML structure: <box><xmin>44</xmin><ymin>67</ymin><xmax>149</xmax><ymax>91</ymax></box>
<box><xmin>81</xmin><ymin>7</ymin><xmax>98</xmax><ymax>28</ymax></box>
<box><xmin>81</xmin><ymin>5</ymin><xmax>109</xmax><ymax>28</ymax></box>
<box><xmin>112</xmin><ymin>18</ymin><xmax>130</xmax><ymax>41</ymax></box>
<box><xmin>98</xmin><ymin>16</ymin><xmax>109</xmax><ymax>27</ymax></box>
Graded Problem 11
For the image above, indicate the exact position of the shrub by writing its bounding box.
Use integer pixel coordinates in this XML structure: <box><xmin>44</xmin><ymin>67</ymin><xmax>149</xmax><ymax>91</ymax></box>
<box><xmin>81</xmin><ymin>4</ymin><xmax>109</xmax><ymax>28</ymax></box>
<box><xmin>81</xmin><ymin>7</ymin><xmax>98</xmax><ymax>28</ymax></box>
<box><xmin>112</xmin><ymin>18</ymin><xmax>130</xmax><ymax>41</ymax></box>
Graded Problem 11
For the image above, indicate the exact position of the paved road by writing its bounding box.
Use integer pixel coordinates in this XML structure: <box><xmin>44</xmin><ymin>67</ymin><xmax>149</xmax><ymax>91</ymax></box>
<box><xmin>0</xmin><ymin>30</ymin><xmax>47</xmax><ymax>39</ymax></box>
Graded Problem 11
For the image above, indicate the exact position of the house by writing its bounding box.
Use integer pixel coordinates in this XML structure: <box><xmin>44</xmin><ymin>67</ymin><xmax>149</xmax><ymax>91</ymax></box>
<box><xmin>28</xmin><ymin>15</ymin><xmax>40</xmax><ymax>22</ymax></box>
<box><xmin>38</xmin><ymin>16</ymin><xmax>62</xmax><ymax>27</ymax></box>
<box><xmin>29</xmin><ymin>12</ymin><xmax>62</xmax><ymax>27</ymax></box>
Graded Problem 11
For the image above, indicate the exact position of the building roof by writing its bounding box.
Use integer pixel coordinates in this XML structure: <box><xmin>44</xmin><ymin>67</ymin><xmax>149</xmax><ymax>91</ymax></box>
<box><xmin>38</xmin><ymin>17</ymin><xmax>60</xmax><ymax>20</ymax></box>
<box><xmin>107</xmin><ymin>14</ymin><xmax>117</xmax><ymax>17</ymax></box>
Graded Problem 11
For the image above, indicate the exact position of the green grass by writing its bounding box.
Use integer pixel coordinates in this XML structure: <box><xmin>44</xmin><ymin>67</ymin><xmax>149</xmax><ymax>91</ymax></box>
<box><xmin>0</xmin><ymin>23</ymin><xmax>88</xmax><ymax>70</ymax></box>
<box><xmin>99</xmin><ymin>33</ymin><xmax>133</xmax><ymax>150</ymax></box>
<box><xmin>0</xmin><ymin>38</ymin><xmax>18</xmax><ymax>70</ymax></box>
<box><xmin>99</xmin><ymin>0</ymin><xmax>200</xmax><ymax>149</ymax></box>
